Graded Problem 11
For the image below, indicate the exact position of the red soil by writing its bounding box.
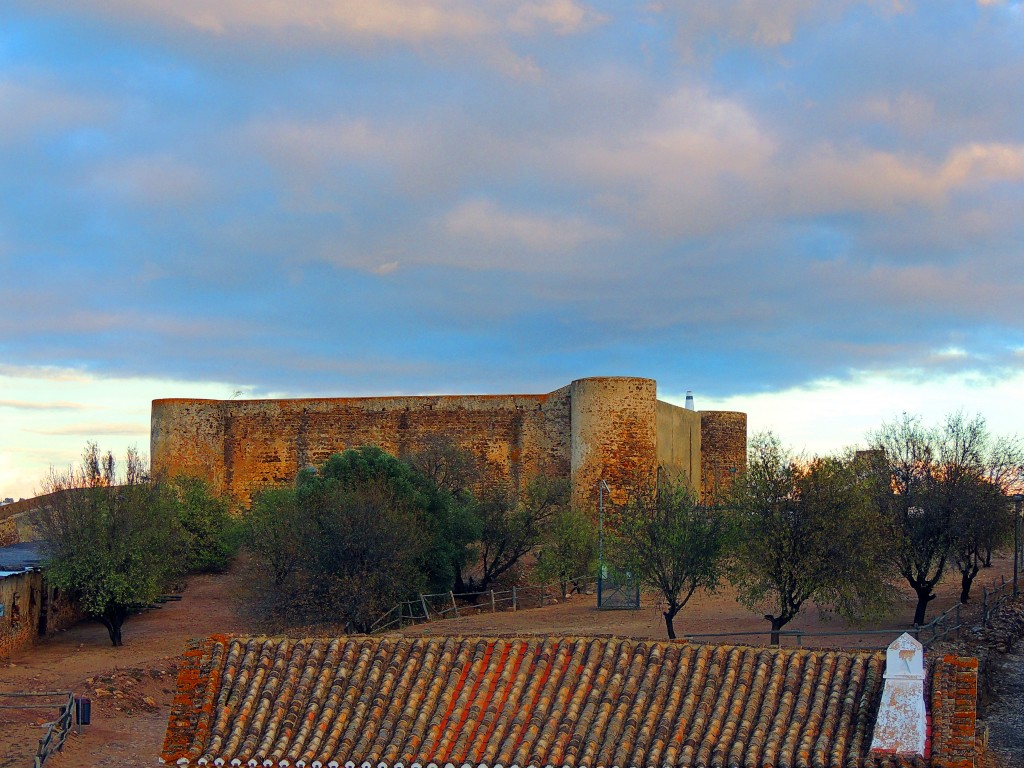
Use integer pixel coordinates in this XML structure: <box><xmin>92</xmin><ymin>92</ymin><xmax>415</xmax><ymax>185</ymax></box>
<box><xmin>0</xmin><ymin>553</ymin><xmax>1014</xmax><ymax>767</ymax></box>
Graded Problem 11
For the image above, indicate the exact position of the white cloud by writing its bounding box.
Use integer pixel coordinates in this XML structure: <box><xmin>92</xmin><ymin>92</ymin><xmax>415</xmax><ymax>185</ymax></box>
<box><xmin>506</xmin><ymin>0</ymin><xmax>603</xmax><ymax>35</ymax></box>
<box><xmin>89</xmin><ymin>154</ymin><xmax>211</xmax><ymax>207</ymax></box>
<box><xmin>667</xmin><ymin>366</ymin><xmax>1024</xmax><ymax>459</ymax></box>
<box><xmin>0</xmin><ymin>365</ymin><xmax>281</xmax><ymax>500</ymax></box>
<box><xmin>560</xmin><ymin>86</ymin><xmax>776</xmax><ymax>234</ymax></box>
<box><xmin>658</xmin><ymin>0</ymin><xmax>904</xmax><ymax>54</ymax></box>
<box><xmin>0</xmin><ymin>400</ymin><xmax>85</xmax><ymax>411</ymax></box>
<box><xmin>49</xmin><ymin>0</ymin><xmax>602</xmax><ymax>43</ymax></box>
<box><xmin>443</xmin><ymin>198</ymin><xmax>612</xmax><ymax>254</ymax></box>
<box><xmin>0</xmin><ymin>77</ymin><xmax>106</xmax><ymax>144</ymax></box>
<box><xmin>28</xmin><ymin>422</ymin><xmax>150</xmax><ymax>437</ymax></box>
<box><xmin>554</xmin><ymin>82</ymin><xmax>1024</xmax><ymax>233</ymax></box>
<box><xmin>853</xmin><ymin>92</ymin><xmax>936</xmax><ymax>137</ymax></box>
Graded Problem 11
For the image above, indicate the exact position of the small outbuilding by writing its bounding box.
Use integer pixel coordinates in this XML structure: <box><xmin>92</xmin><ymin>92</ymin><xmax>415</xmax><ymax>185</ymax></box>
<box><xmin>0</xmin><ymin>541</ymin><xmax>80</xmax><ymax>658</ymax></box>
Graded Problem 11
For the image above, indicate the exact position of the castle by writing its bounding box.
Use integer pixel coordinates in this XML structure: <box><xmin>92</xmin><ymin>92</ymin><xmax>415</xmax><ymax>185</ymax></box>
<box><xmin>150</xmin><ymin>376</ymin><xmax>746</xmax><ymax>511</ymax></box>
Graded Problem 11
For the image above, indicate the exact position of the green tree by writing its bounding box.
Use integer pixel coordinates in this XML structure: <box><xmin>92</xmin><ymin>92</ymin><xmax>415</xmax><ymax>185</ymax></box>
<box><xmin>298</xmin><ymin>471</ymin><xmax>427</xmax><ymax>632</ymax></box>
<box><xmin>164</xmin><ymin>475</ymin><xmax>238</xmax><ymax>572</ymax></box>
<box><xmin>535</xmin><ymin>506</ymin><xmax>597</xmax><ymax>598</ymax></box>
<box><xmin>244</xmin><ymin>447</ymin><xmax>462</xmax><ymax>631</ymax></box>
<box><xmin>403</xmin><ymin>436</ymin><xmax>483</xmax><ymax>592</ymax></box>
<box><xmin>37</xmin><ymin>443</ymin><xmax>178</xmax><ymax>646</ymax></box>
<box><xmin>950</xmin><ymin>475</ymin><xmax>1009</xmax><ymax>604</ymax></box>
<box><xmin>730</xmin><ymin>433</ymin><xmax>894</xmax><ymax>644</ymax></box>
<box><xmin>613</xmin><ymin>478</ymin><xmax>729</xmax><ymax>639</ymax></box>
<box><xmin>244</xmin><ymin>485</ymin><xmax>307</xmax><ymax>588</ymax></box>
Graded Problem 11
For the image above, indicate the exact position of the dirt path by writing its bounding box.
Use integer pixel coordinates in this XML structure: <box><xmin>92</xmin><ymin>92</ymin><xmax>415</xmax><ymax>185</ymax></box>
<box><xmin>0</xmin><ymin>568</ymin><xmax>255</xmax><ymax>768</ymax></box>
<box><xmin>0</xmin><ymin>554</ymin><xmax>1017</xmax><ymax>767</ymax></box>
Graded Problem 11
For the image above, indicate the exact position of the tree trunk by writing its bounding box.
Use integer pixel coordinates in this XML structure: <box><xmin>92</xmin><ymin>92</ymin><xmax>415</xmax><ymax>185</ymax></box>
<box><xmin>768</xmin><ymin>615</ymin><xmax>787</xmax><ymax>647</ymax></box>
<box><xmin>983</xmin><ymin>543</ymin><xmax>992</xmax><ymax>568</ymax></box>
<box><xmin>912</xmin><ymin>587</ymin><xmax>935</xmax><ymax>626</ymax></box>
<box><xmin>663</xmin><ymin>608</ymin><xmax>677</xmax><ymax>640</ymax></box>
<box><xmin>98</xmin><ymin>609</ymin><xmax>126</xmax><ymax>646</ymax></box>
<box><xmin>958</xmin><ymin>560</ymin><xmax>981</xmax><ymax>604</ymax></box>
<box><xmin>453</xmin><ymin>567</ymin><xmax>469</xmax><ymax>594</ymax></box>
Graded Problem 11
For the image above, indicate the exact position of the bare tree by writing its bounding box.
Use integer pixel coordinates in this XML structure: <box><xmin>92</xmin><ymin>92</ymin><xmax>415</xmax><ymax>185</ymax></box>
<box><xmin>868</xmin><ymin>412</ymin><xmax>1022</xmax><ymax>623</ymax></box>
<box><xmin>470</xmin><ymin>475</ymin><xmax>569</xmax><ymax>591</ymax></box>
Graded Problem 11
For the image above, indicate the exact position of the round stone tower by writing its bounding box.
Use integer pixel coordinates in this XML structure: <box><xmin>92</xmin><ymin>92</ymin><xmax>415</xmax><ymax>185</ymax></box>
<box><xmin>699</xmin><ymin>410</ymin><xmax>747</xmax><ymax>502</ymax></box>
<box><xmin>569</xmin><ymin>376</ymin><xmax>658</xmax><ymax>515</ymax></box>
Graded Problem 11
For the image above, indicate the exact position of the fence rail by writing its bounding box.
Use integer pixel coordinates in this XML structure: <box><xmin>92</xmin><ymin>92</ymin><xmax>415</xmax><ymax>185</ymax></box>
<box><xmin>371</xmin><ymin>579</ymin><xmax>595</xmax><ymax>634</ymax></box>
<box><xmin>982</xmin><ymin>574</ymin><xmax>1015</xmax><ymax>627</ymax></box>
<box><xmin>0</xmin><ymin>691</ymin><xmax>76</xmax><ymax>768</ymax></box>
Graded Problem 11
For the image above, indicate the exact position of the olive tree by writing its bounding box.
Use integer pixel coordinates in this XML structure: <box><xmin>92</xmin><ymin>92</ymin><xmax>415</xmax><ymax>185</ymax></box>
<box><xmin>729</xmin><ymin>433</ymin><xmax>894</xmax><ymax>644</ymax></box>
<box><xmin>38</xmin><ymin>443</ymin><xmax>177</xmax><ymax>646</ymax></box>
<box><xmin>868</xmin><ymin>412</ymin><xmax>1022</xmax><ymax>622</ymax></box>
<box><xmin>535</xmin><ymin>506</ymin><xmax>597</xmax><ymax>598</ymax></box>
<box><xmin>613</xmin><ymin>478</ymin><xmax>729</xmax><ymax>639</ymax></box>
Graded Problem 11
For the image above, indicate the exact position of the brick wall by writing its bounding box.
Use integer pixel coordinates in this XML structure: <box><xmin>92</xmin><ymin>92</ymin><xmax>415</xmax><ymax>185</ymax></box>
<box><xmin>0</xmin><ymin>572</ymin><xmax>37</xmax><ymax>658</ymax></box>
<box><xmin>655</xmin><ymin>400</ymin><xmax>701</xmax><ymax>493</ymax></box>
<box><xmin>570</xmin><ymin>377</ymin><xmax>658</xmax><ymax>514</ymax></box>
<box><xmin>0</xmin><ymin>490</ymin><xmax>62</xmax><ymax>520</ymax></box>
<box><xmin>930</xmin><ymin>654</ymin><xmax>979</xmax><ymax>768</ymax></box>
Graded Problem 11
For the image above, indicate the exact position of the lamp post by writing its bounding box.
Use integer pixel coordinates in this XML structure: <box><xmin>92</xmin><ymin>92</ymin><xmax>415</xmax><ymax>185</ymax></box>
<box><xmin>1013</xmin><ymin>494</ymin><xmax>1023</xmax><ymax>598</ymax></box>
<box><xmin>598</xmin><ymin>479</ymin><xmax>610</xmax><ymax>608</ymax></box>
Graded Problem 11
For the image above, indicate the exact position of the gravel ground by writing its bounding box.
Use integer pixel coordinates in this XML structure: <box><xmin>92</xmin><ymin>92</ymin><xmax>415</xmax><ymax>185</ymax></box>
<box><xmin>982</xmin><ymin>637</ymin><xmax>1024</xmax><ymax>768</ymax></box>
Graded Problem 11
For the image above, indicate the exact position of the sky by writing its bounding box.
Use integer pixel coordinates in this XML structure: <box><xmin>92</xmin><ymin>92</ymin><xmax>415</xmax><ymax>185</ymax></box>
<box><xmin>2</xmin><ymin>1</ymin><xmax>1023</xmax><ymax>499</ymax></box>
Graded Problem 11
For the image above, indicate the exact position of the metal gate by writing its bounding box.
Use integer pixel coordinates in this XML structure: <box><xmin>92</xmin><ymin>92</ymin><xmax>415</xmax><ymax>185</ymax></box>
<box><xmin>597</xmin><ymin>564</ymin><xmax>640</xmax><ymax>609</ymax></box>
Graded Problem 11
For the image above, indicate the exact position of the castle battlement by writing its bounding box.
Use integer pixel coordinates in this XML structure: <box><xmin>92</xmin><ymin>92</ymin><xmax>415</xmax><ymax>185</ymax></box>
<box><xmin>150</xmin><ymin>376</ymin><xmax>746</xmax><ymax>510</ymax></box>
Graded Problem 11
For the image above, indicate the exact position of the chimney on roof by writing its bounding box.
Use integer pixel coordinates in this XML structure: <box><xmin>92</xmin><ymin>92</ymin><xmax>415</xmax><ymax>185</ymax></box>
<box><xmin>685</xmin><ymin>391</ymin><xmax>695</xmax><ymax>411</ymax></box>
<box><xmin>870</xmin><ymin>633</ymin><xmax>928</xmax><ymax>757</ymax></box>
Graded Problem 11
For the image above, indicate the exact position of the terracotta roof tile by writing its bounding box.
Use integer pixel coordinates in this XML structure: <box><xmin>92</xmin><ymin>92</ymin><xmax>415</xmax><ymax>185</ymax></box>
<box><xmin>162</xmin><ymin>636</ymin><xmax>927</xmax><ymax>768</ymax></box>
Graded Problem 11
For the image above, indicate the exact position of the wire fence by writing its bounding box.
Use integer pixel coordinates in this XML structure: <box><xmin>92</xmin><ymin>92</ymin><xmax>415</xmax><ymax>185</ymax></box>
<box><xmin>371</xmin><ymin>569</ymin><xmax>1021</xmax><ymax>650</ymax></box>
<box><xmin>371</xmin><ymin>578</ymin><xmax>596</xmax><ymax>634</ymax></box>
<box><xmin>0</xmin><ymin>691</ymin><xmax>76</xmax><ymax>768</ymax></box>
<box><xmin>680</xmin><ymin>571</ymin><xmax>1020</xmax><ymax>650</ymax></box>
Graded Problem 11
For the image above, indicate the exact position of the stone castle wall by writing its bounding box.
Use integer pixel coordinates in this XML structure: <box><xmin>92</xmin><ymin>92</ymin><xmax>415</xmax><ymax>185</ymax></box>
<box><xmin>151</xmin><ymin>377</ymin><xmax>745</xmax><ymax>511</ymax></box>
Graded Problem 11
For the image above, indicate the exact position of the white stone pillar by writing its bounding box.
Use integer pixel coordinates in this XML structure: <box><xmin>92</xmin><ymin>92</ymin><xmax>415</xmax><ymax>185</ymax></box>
<box><xmin>870</xmin><ymin>632</ymin><xmax>928</xmax><ymax>756</ymax></box>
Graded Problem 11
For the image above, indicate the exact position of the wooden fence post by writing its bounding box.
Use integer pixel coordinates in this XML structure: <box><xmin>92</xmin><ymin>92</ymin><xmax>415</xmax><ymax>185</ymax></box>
<box><xmin>490</xmin><ymin>590</ymin><xmax>495</xmax><ymax>612</ymax></box>
<box><xmin>420</xmin><ymin>594</ymin><xmax>430</xmax><ymax>621</ymax></box>
<box><xmin>450</xmin><ymin>591</ymin><xmax>459</xmax><ymax>618</ymax></box>
<box><xmin>512</xmin><ymin>586</ymin><xmax>518</xmax><ymax>611</ymax></box>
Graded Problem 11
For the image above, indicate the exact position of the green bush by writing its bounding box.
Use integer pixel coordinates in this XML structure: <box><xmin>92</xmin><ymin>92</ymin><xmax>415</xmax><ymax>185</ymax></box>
<box><xmin>165</xmin><ymin>475</ymin><xmax>239</xmax><ymax>573</ymax></box>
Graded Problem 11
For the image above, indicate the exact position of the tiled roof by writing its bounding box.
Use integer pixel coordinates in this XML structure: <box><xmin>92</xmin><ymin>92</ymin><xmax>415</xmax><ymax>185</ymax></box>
<box><xmin>162</xmin><ymin>635</ymin><xmax>926</xmax><ymax>768</ymax></box>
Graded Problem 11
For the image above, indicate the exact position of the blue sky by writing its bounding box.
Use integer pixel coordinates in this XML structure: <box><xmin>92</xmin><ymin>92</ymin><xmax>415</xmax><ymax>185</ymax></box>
<box><xmin>2</xmin><ymin>1</ymin><xmax>1023</xmax><ymax>498</ymax></box>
